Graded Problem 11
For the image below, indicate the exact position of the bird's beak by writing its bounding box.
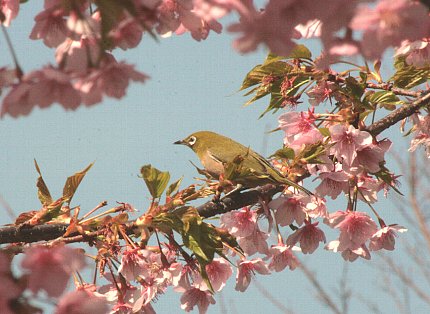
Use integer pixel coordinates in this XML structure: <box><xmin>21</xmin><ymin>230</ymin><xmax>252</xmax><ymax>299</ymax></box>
<box><xmin>174</xmin><ymin>139</ymin><xmax>185</xmax><ymax>145</ymax></box>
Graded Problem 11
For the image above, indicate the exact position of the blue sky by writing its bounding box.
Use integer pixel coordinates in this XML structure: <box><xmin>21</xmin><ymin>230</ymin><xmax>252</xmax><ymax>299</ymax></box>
<box><xmin>1</xmin><ymin>2</ymin><xmax>428</xmax><ymax>313</ymax></box>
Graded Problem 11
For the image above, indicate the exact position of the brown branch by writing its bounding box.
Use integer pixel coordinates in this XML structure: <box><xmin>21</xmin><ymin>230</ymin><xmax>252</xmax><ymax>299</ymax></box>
<box><xmin>366</xmin><ymin>90</ymin><xmax>430</xmax><ymax>136</ymax></box>
<box><xmin>196</xmin><ymin>184</ymin><xmax>284</xmax><ymax>218</ymax></box>
<box><xmin>366</xmin><ymin>82</ymin><xmax>422</xmax><ymax>97</ymax></box>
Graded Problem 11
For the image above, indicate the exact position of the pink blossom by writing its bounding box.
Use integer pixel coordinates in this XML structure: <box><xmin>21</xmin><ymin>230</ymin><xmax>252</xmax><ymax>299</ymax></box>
<box><xmin>220</xmin><ymin>206</ymin><xmax>257</xmax><ymax>237</ymax></box>
<box><xmin>237</xmin><ymin>227</ymin><xmax>269</xmax><ymax>256</ymax></box>
<box><xmin>193</xmin><ymin>258</ymin><xmax>232</xmax><ymax>292</ymax></box>
<box><xmin>1</xmin><ymin>66</ymin><xmax>81</xmax><ymax>118</ymax></box>
<box><xmin>21</xmin><ymin>246</ymin><xmax>86</xmax><ymax>297</ymax></box>
<box><xmin>268</xmin><ymin>244</ymin><xmax>299</xmax><ymax>272</ymax></box>
<box><xmin>353</xmin><ymin>138</ymin><xmax>391</xmax><ymax>173</ymax></box>
<box><xmin>228</xmin><ymin>0</ymin><xmax>302</xmax><ymax>55</ymax></box>
<box><xmin>305</xmin><ymin>196</ymin><xmax>328</xmax><ymax>219</ymax></box>
<box><xmin>30</xmin><ymin>5</ymin><xmax>69</xmax><ymax>47</ymax></box>
<box><xmin>326</xmin><ymin>240</ymin><xmax>371</xmax><ymax>262</ymax></box>
<box><xmin>409</xmin><ymin>113</ymin><xmax>430</xmax><ymax>158</ymax></box>
<box><xmin>325</xmin><ymin>211</ymin><xmax>378</xmax><ymax>251</ymax></box>
<box><xmin>0</xmin><ymin>252</ymin><xmax>22</xmax><ymax>314</ymax></box>
<box><xmin>278</xmin><ymin>108</ymin><xmax>323</xmax><ymax>152</ymax></box>
<box><xmin>0</xmin><ymin>276</ymin><xmax>22</xmax><ymax>314</ymax></box>
<box><xmin>55</xmin><ymin>289</ymin><xmax>109</xmax><ymax>314</ymax></box>
<box><xmin>355</xmin><ymin>174</ymin><xmax>381</xmax><ymax>203</ymax></box>
<box><xmin>350</xmin><ymin>0</ymin><xmax>430</xmax><ymax>59</ymax></box>
<box><xmin>306</xmin><ymin>81</ymin><xmax>337</xmax><ymax>106</ymax></box>
<box><xmin>157</xmin><ymin>0</ymin><xmax>222</xmax><ymax>41</ymax></box>
<box><xmin>235</xmin><ymin>258</ymin><xmax>270</xmax><ymax>292</ymax></box>
<box><xmin>329</xmin><ymin>124</ymin><xmax>373</xmax><ymax>166</ymax></box>
<box><xmin>118</xmin><ymin>248</ymin><xmax>147</xmax><ymax>282</ymax></box>
<box><xmin>396</xmin><ymin>39</ymin><xmax>430</xmax><ymax>67</ymax></box>
<box><xmin>98</xmin><ymin>274</ymin><xmax>143</xmax><ymax>313</ymax></box>
<box><xmin>0</xmin><ymin>0</ymin><xmax>19</xmax><ymax>26</ymax></box>
<box><xmin>0</xmin><ymin>67</ymin><xmax>16</xmax><ymax>88</ymax></box>
<box><xmin>180</xmin><ymin>286</ymin><xmax>215</xmax><ymax>313</ymax></box>
<box><xmin>55</xmin><ymin>37</ymin><xmax>100</xmax><ymax>74</ymax></box>
<box><xmin>66</xmin><ymin>11</ymin><xmax>99</xmax><ymax>37</ymax></box>
<box><xmin>369</xmin><ymin>225</ymin><xmax>407</xmax><ymax>251</ymax></box>
<box><xmin>269</xmin><ymin>194</ymin><xmax>307</xmax><ymax>227</ymax></box>
<box><xmin>193</xmin><ymin>0</ymin><xmax>243</xmax><ymax>21</ymax></box>
<box><xmin>315</xmin><ymin>164</ymin><xmax>349</xmax><ymax>199</ymax></box>
<box><xmin>295</xmin><ymin>19</ymin><xmax>321</xmax><ymax>39</ymax></box>
<box><xmin>287</xmin><ymin>221</ymin><xmax>326</xmax><ymax>254</ymax></box>
<box><xmin>74</xmin><ymin>55</ymin><xmax>148</xmax><ymax>105</ymax></box>
<box><xmin>109</xmin><ymin>17</ymin><xmax>143</xmax><ymax>50</ymax></box>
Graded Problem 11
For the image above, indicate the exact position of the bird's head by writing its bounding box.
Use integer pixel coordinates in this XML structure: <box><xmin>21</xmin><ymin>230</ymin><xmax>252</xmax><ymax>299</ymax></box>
<box><xmin>174</xmin><ymin>131</ymin><xmax>220</xmax><ymax>153</ymax></box>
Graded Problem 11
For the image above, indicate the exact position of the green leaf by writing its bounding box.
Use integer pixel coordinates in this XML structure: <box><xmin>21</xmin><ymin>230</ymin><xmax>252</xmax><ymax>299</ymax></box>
<box><xmin>166</xmin><ymin>176</ymin><xmax>183</xmax><ymax>197</ymax></box>
<box><xmin>34</xmin><ymin>160</ymin><xmax>53</xmax><ymax>205</ymax></box>
<box><xmin>344</xmin><ymin>77</ymin><xmax>365</xmax><ymax>99</ymax></box>
<box><xmin>318</xmin><ymin>128</ymin><xmax>330</xmax><ymax>137</ymax></box>
<box><xmin>390</xmin><ymin>56</ymin><xmax>430</xmax><ymax>89</ymax></box>
<box><xmin>63</xmin><ymin>162</ymin><xmax>94</xmax><ymax>204</ymax></box>
<box><xmin>270</xmin><ymin>147</ymin><xmax>295</xmax><ymax>160</ymax></box>
<box><xmin>368</xmin><ymin>90</ymin><xmax>402</xmax><ymax>110</ymax></box>
<box><xmin>141</xmin><ymin>165</ymin><xmax>170</xmax><ymax>199</ymax></box>
<box><xmin>287</xmin><ymin>44</ymin><xmax>312</xmax><ymax>59</ymax></box>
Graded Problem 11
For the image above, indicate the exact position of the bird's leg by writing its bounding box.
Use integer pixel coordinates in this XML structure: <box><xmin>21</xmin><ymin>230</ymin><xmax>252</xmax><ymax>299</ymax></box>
<box><xmin>221</xmin><ymin>183</ymin><xmax>244</xmax><ymax>200</ymax></box>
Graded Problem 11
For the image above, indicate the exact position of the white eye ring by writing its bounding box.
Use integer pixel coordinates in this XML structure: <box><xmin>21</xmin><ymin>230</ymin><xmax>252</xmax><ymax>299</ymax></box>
<box><xmin>188</xmin><ymin>136</ymin><xmax>197</xmax><ymax>146</ymax></box>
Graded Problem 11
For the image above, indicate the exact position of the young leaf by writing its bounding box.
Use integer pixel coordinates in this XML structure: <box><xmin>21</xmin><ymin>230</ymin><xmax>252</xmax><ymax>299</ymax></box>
<box><xmin>63</xmin><ymin>163</ymin><xmax>94</xmax><ymax>204</ymax></box>
<box><xmin>34</xmin><ymin>159</ymin><xmax>53</xmax><ymax>205</ymax></box>
<box><xmin>287</xmin><ymin>44</ymin><xmax>312</xmax><ymax>60</ymax></box>
<box><xmin>166</xmin><ymin>176</ymin><xmax>183</xmax><ymax>197</ymax></box>
<box><xmin>141</xmin><ymin>165</ymin><xmax>170</xmax><ymax>199</ymax></box>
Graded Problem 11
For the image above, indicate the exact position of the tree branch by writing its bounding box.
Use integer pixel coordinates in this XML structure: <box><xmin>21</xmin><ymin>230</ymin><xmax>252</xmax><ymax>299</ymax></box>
<box><xmin>366</xmin><ymin>90</ymin><xmax>430</xmax><ymax>136</ymax></box>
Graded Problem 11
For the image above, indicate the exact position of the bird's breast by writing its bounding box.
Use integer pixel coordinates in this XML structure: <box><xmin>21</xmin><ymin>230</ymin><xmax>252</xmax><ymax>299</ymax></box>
<box><xmin>200</xmin><ymin>150</ymin><xmax>224</xmax><ymax>177</ymax></box>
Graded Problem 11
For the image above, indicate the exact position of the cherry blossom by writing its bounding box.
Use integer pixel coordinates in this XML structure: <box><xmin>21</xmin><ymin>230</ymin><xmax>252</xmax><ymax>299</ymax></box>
<box><xmin>30</xmin><ymin>4</ymin><xmax>70</xmax><ymax>48</ymax></box>
<box><xmin>180</xmin><ymin>286</ymin><xmax>216</xmax><ymax>313</ymax></box>
<box><xmin>55</xmin><ymin>289</ymin><xmax>109</xmax><ymax>314</ymax></box>
<box><xmin>287</xmin><ymin>221</ymin><xmax>326</xmax><ymax>254</ymax></box>
<box><xmin>109</xmin><ymin>17</ymin><xmax>144</xmax><ymax>50</ymax></box>
<box><xmin>0</xmin><ymin>253</ymin><xmax>22</xmax><ymax>314</ymax></box>
<box><xmin>55</xmin><ymin>37</ymin><xmax>100</xmax><ymax>74</ymax></box>
<box><xmin>396</xmin><ymin>39</ymin><xmax>430</xmax><ymax>67</ymax></box>
<box><xmin>21</xmin><ymin>246</ymin><xmax>86</xmax><ymax>297</ymax></box>
<box><xmin>315</xmin><ymin>163</ymin><xmax>350</xmax><ymax>200</ymax></box>
<box><xmin>409</xmin><ymin>113</ymin><xmax>430</xmax><ymax>158</ymax></box>
<box><xmin>228</xmin><ymin>0</ymin><xmax>301</xmax><ymax>55</ymax></box>
<box><xmin>325</xmin><ymin>210</ymin><xmax>378</xmax><ymax>251</ymax></box>
<box><xmin>355</xmin><ymin>173</ymin><xmax>381</xmax><ymax>204</ymax></box>
<box><xmin>0</xmin><ymin>67</ymin><xmax>16</xmax><ymax>89</ymax></box>
<box><xmin>193</xmin><ymin>258</ymin><xmax>232</xmax><ymax>292</ymax></box>
<box><xmin>118</xmin><ymin>248</ymin><xmax>147</xmax><ymax>282</ymax></box>
<box><xmin>237</xmin><ymin>227</ymin><xmax>270</xmax><ymax>256</ymax></box>
<box><xmin>235</xmin><ymin>258</ymin><xmax>270</xmax><ymax>292</ymax></box>
<box><xmin>369</xmin><ymin>225</ymin><xmax>407</xmax><ymax>251</ymax></box>
<box><xmin>350</xmin><ymin>0</ymin><xmax>430</xmax><ymax>59</ymax></box>
<box><xmin>0</xmin><ymin>0</ymin><xmax>19</xmax><ymax>26</ymax></box>
<box><xmin>325</xmin><ymin>240</ymin><xmax>371</xmax><ymax>262</ymax></box>
<box><xmin>220</xmin><ymin>206</ymin><xmax>257</xmax><ymax>237</ymax></box>
<box><xmin>1</xmin><ymin>66</ymin><xmax>80</xmax><ymax>117</ymax></box>
<box><xmin>268</xmin><ymin>244</ymin><xmax>300</xmax><ymax>272</ymax></box>
<box><xmin>353</xmin><ymin>138</ymin><xmax>392</xmax><ymax>173</ymax></box>
<box><xmin>269</xmin><ymin>194</ymin><xmax>308</xmax><ymax>227</ymax></box>
<box><xmin>306</xmin><ymin>81</ymin><xmax>337</xmax><ymax>106</ymax></box>
<box><xmin>329</xmin><ymin>124</ymin><xmax>373</xmax><ymax>166</ymax></box>
<box><xmin>156</xmin><ymin>0</ymin><xmax>222</xmax><ymax>41</ymax></box>
<box><xmin>278</xmin><ymin>109</ymin><xmax>324</xmax><ymax>152</ymax></box>
<box><xmin>74</xmin><ymin>55</ymin><xmax>148</xmax><ymax>105</ymax></box>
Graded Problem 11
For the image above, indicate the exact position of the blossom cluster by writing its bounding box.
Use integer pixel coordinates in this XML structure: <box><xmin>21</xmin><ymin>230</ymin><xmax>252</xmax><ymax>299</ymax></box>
<box><xmin>2</xmin><ymin>0</ymin><xmax>430</xmax><ymax>117</ymax></box>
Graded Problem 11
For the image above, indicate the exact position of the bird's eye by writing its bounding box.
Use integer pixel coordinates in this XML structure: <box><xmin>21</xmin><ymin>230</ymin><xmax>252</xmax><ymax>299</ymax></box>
<box><xmin>188</xmin><ymin>136</ymin><xmax>197</xmax><ymax>146</ymax></box>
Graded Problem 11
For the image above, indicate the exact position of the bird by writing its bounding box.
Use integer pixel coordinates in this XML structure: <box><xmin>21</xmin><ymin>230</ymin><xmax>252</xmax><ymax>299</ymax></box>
<box><xmin>174</xmin><ymin>131</ymin><xmax>312</xmax><ymax>195</ymax></box>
